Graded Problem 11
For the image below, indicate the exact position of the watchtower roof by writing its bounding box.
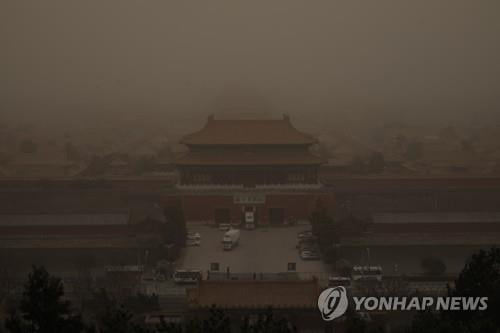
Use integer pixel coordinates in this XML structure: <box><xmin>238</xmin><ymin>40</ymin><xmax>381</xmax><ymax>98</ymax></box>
<box><xmin>180</xmin><ymin>115</ymin><xmax>317</xmax><ymax>146</ymax></box>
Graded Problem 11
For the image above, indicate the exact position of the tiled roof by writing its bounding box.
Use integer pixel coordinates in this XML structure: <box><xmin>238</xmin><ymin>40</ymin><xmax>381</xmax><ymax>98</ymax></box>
<box><xmin>341</xmin><ymin>231</ymin><xmax>500</xmax><ymax>246</ymax></box>
<box><xmin>0</xmin><ymin>237</ymin><xmax>161</xmax><ymax>249</ymax></box>
<box><xmin>0</xmin><ymin>214</ymin><xmax>129</xmax><ymax>226</ymax></box>
<box><xmin>181</xmin><ymin>117</ymin><xmax>317</xmax><ymax>145</ymax></box>
<box><xmin>372</xmin><ymin>212</ymin><xmax>500</xmax><ymax>224</ymax></box>
<box><xmin>176</xmin><ymin>150</ymin><xmax>324</xmax><ymax>166</ymax></box>
<box><xmin>187</xmin><ymin>279</ymin><xmax>319</xmax><ymax>309</ymax></box>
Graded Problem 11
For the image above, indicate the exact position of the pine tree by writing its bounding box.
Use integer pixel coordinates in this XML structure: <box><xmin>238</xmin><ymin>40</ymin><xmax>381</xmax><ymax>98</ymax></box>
<box><xmin>5</xmin><ymin>266</ymin><xmax>86</xmax><ymax>333</ymax></box>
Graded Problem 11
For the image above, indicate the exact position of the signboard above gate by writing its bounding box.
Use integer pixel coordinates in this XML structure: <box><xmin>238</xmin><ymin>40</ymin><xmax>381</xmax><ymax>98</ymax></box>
<box><xmin>233</xmin><ymin>193</ymin><xmax>266</xmax><ymax>204</ymax></box>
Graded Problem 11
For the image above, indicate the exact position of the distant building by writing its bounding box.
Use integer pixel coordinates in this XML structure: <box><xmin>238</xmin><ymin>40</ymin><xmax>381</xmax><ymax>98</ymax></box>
<box><xmin>0</xmin><ymin>213</ymin><xmax>162</xmax><ymax>249</ymax></box>
<box><xmin>8</xmin><ymin>157</ymin><xmax>84</xmax><ymax>178</ymax></box>
<box><xmin>108</xmin><ymin>155</ymin><xmax>133</xmax><ymax>176</ymax></box>
<box><xmin>165</xmin><ymin>115</ymin><xmax>334</xmax><ymax>225</ymax></box>
<box><xmin>341</xmin><ymin>211</ymin><xmax>500</xmax><ymax>247</ymax></box>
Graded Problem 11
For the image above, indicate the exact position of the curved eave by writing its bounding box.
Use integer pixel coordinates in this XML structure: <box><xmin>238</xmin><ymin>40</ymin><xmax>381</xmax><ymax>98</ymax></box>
<box><xmin>180</xmin><ymin>119</ymin><xmax>318</xmax><ymax>146</ymax></box>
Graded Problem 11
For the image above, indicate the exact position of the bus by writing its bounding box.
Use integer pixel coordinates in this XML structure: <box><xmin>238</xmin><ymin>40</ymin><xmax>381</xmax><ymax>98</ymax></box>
<box><xmin>328</xmin><ymin>276</ymin><xmax>352</xmax><ymax>288</ymax></box>
<box><xmin>352</xmin><ymin>266</ymin><xmax>383</xmax><ymax>282</ymax></box>
<box><xmin>173</xmin><ymin>269</ymin><xmax>202</xmax><ymax>284</ymax></box>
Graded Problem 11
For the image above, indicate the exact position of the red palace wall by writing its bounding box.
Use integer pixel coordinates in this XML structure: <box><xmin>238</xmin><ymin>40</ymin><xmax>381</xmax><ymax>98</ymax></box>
<box><xmin>163</xmin><ymin>192</ymin><xmax>335</xmax><ymax>225</ymax></box>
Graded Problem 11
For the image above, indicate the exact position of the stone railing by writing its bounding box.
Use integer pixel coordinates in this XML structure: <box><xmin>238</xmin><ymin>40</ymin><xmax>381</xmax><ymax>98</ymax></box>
<box><xmin>176</xmin><ymin>183</ymin><xmax>323</xmax><ymax>191</ymax></box>
<box><xmin>255</xmin><ymin>183</ymin><xmax>323</xmax><ymax>190</ymax></box>
<box><xmin>175</xmin><ymin>184</ymin><xmax>245</xmax><ymax>190</ymax></box>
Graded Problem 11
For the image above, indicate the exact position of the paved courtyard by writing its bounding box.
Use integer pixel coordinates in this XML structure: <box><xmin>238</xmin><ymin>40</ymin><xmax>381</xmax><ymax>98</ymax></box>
<box><xmin>176</xmin><ymin>224</ymin><xmax>478</xmax><ymax>279</ymax></box>
<box><xmin>177</xmin><ymin>224</ymin><xmax>329</xmax><ymax>276</ymax></box>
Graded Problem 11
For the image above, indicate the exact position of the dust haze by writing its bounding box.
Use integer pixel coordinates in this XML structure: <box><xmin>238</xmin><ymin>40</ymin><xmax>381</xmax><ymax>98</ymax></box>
<box><xmin>2</xmin><ymin>0</ymin><xmax>500</xmax><ymax>137</ymax></box>
<box><xmin>2</xmin><ymin>2</ymin><xmax>500</xmax><ymax>331</ymax></box>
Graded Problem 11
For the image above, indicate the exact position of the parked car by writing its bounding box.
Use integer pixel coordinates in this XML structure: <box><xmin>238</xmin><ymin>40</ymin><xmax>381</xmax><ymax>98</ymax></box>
<box><xmin>218</xmin><ymin>223</ymin><xmax>231</xmax><ymax>231</ymax></box>
<box><xmin>187</xmin><ymin>232</ymin><xmax>201</xmax><ymax>240</ymax></box>
<box><xmin>298</xmin><ymin>235</ymin><xmax>318</xmax><ymax>244</ymax></box>
<box><xmin>300</xmin><ymin>249</ymin><xmax>321</xmax><ymax>260</ymax></box>
<box><xmin>297</xmin><ymin>230</ymin><xmax>313</xmax><ymax>240</ymax></box>
<box><xmin>186</xmin><ymin>232</ymin><xmax>201</xmax><ymax>246</ymax></box>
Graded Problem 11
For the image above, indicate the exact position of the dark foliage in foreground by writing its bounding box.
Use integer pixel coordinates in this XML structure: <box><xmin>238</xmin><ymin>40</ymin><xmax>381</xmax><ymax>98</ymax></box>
<box><xmin>2</xmin><ymin>267</ymin><xmax>296</xmax><ymax>333</ymax></box>
<box><xmin>405</xmin><ymin>248</ymin><xmax>500</xmax><ymax>333</ymax></box>
<box><xmin>4</xmin><ymin>266</ymin><xmax>87</xmax><ymax>333</ymax></box>
<box><xmin>4</xmin><ymin>248</ymin><xmax>500</xmax><ymax>332</ymax></box>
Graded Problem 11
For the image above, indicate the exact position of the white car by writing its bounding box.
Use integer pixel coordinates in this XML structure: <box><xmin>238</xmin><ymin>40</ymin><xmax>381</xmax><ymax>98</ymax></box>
<box><xmin>186</xmin><ymin>232</ymin><xmax>201</xmax><ymax>246</ymax></box>
<box><xmin>297</xmin><ymin>230</ymin><xmax>313</xmax><ymax>240</ymax></box>
<box><xmin>187</xmin><ymin>232</ymin><xmax>201</xmax><ymax>240</ymax></box>
<box><xmin>300</xmin><ymin>250</ymin><xmax>320</xmax><ymax>260</ymax></box>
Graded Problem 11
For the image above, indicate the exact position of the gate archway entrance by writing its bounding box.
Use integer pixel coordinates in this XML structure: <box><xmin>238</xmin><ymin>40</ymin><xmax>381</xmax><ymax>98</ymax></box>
<box><xmin>269</xmin><ymin>208</ymin><xmax>285</xmax><ymax>225</ymax></box>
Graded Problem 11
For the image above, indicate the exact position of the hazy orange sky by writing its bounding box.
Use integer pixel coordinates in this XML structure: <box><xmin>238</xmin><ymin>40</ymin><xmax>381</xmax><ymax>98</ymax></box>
<box><xmin>1</xmin><ymin>1</ymin><xmax>499</xmax><ymax>128</ymax></box>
